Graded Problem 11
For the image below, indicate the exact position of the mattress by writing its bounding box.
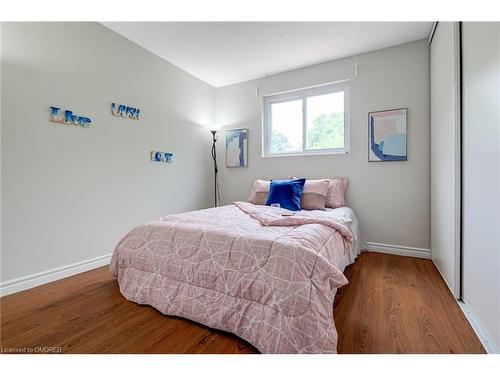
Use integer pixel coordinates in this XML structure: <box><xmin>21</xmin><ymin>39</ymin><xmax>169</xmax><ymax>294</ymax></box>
<box><xmin>110</xmin><ymin>202</ymin><xmax>366</xmax><ymax>353</ymax></box>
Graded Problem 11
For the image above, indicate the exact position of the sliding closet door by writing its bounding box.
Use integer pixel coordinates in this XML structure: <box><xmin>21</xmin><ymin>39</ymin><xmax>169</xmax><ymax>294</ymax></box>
<box><xmin>462</xmin><ymin>22</ymin><xmax>500</xmax><ymax>351</ymax></box>
<box><xmin>430</xmin><ymin>22</ymin><xmax>461</xmax><ymax>297</ymax></box>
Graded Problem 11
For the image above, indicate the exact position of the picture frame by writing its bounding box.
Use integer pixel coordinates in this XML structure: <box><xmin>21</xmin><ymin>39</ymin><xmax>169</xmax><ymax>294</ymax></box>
<box><xmin>368</xmin><ymin>108</ymin><xmax>407</xmax><ymax>162</ymax></box>
<box><xmin>225</xmin><ymin>128</ymin><xmax>248</xmax><ymax>167</ymax></box>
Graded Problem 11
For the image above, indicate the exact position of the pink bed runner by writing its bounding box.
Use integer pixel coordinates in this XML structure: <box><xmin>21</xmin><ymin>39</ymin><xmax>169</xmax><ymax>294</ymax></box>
<box><xmin>110</xmin><ymin>202</ymin><xmax>354</xmax><ymax>353</ymax></box>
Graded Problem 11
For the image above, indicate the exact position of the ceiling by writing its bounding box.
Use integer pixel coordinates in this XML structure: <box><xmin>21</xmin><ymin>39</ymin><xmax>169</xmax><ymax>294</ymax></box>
<box><xmin>103</xmin><ymin>22</ymin><xmax>433</xmax><ymax>87</ymax></box>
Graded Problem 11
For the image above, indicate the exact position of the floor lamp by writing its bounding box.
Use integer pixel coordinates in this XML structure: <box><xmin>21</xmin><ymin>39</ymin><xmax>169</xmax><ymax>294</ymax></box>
<box><xmin>208</xmin><ymin>126</ymin><xmax>221</xmax><ymax>207</ymax></box>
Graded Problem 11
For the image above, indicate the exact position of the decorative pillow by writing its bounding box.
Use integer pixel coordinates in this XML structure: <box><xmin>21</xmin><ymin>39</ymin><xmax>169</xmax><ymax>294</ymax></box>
<box><xmin>300</xmin><ymin>179</ymin><xmax>330</xmax><ymax>210</ymax></box>
<box><xmin>249</xmin><ymin>178</ymin><xmax>342</xmax><ymax>209</ymax></box>
<box><xmin>326</xmin><ymin>178</ymin><xmax>349</xmax><ymax>208</ymax></box>
<box><xmin>248</xmin><ymin>179</ymin><xmax>270</xmax><ymax>205</ymax></box>
<box><xmin>265</xmin><ymin>179</ymin><xmax>306</xmax><ymax>211</ymax></box>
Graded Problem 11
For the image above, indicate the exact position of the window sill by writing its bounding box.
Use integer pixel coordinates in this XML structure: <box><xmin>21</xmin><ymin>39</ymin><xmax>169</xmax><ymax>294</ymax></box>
<box><xmin>262</xmin><ymin>150</ymin><xmax>349</xmax><ymax>158</ymax></box>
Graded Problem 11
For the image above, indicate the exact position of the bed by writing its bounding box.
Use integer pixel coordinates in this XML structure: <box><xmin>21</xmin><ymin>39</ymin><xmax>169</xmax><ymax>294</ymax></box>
<box><xmin>110</xmin><ymin>201</ymin><xmax>366</xmax><ymax>353</ymax></box>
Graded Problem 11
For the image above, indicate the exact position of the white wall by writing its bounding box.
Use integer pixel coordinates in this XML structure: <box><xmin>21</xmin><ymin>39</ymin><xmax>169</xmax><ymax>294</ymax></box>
<box><xmin>0</xmin><ymin>26</ymin><xmax>433</xmax><ymax>289</ymax></box>
<box><xmin>462</xmin><ymin>22</ymin><xmax>500</xmax><ymax>352</ymax></box>
<box><xmin>215</xmin><ymin>40</ymin><xmax>430</xmax><ymax>251</ymax></box>
<box><xmin>430</xmin><ymin>22</ymin><xmax>461</xmax><ymax>296</ymax></box>
<box><xmin>1</xmin><ymin>23</ymin><xmax>214</xmax><ymax>282</ymax></box>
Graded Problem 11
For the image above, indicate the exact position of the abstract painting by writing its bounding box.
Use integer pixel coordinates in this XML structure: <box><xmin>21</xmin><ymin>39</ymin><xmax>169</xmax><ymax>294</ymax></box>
<box><xmin>368</xmin><ymin>108</ymin><xmax>407</xmax><ymax>161</ymax></box>
<box><xmin>226</xmin><ymin>128</ymin><xmax>248</xmax><ymax>167</ymax></box>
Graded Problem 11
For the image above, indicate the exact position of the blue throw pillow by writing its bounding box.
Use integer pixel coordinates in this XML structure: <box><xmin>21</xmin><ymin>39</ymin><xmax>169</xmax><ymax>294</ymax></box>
<box><xmin>265</xmin><ymin>179</ymin><xmax>306</xmax><ymax>211</ymax></box>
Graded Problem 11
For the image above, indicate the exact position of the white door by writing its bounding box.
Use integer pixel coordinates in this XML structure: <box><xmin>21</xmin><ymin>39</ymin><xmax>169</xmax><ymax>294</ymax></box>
<box><xmin>430</xmin><ymin>22</ymin><xmax>461</xmax><ymax>297</ymax></box>
<box><xmin>461</xmin><ymin>21</ymin><xmax>500</xmax><ymax>352</ymax></box>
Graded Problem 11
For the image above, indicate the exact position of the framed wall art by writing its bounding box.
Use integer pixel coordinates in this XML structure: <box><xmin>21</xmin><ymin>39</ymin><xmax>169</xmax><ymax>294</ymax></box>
<box><xmin>226</xmin><ymin>128</ymin><xmax>248</xmax><ymax>167</ymax></box>
<box><xmin>368</xmin><ymin>108</ymin><xmax>407</xmax><ymax>162</ymax></box>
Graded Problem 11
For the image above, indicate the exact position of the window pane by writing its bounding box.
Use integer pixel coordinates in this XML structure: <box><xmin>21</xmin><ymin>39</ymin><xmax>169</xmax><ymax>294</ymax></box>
<box><xmin>270</xmin><ymin>99</ymin><xmax>303</xmax><ymax>153</ymax></box>
<box><xmin>306</xmin><ymin>91</ymin><xmax>344</xmax><ymax>150</ymax></box>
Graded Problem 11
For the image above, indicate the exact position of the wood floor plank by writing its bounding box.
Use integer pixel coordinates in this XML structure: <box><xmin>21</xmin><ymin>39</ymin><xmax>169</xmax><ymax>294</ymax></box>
<box><xmin>0</xmin><ymin>252</ymin><xmax>485</xmax><ymax>354</ymax></box>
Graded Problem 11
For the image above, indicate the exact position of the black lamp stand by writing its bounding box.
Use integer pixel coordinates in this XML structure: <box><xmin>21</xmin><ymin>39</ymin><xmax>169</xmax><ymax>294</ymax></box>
<box><xmin>211</xmin><ymin>130</ymin><xmax>220</xmax><ymax>207</ymax></box>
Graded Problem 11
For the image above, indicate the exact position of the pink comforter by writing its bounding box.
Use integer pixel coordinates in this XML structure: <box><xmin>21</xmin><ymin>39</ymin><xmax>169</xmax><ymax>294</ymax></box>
<box><xmin>110</xmin><ymin>202</ymin><xmax>354</xmax><ymax>353</ymax></box>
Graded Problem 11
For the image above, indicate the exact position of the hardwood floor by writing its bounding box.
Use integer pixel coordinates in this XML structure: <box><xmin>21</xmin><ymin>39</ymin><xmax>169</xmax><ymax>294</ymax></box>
<box><xmin>334</xmin><ymin>253</ymin><xmax>484</xmax><ymax>353</ymax></box>
<box><xmin>0</xmin><ymin>252</ymin><xmax>485</xmax><ymax>354</ymax></box>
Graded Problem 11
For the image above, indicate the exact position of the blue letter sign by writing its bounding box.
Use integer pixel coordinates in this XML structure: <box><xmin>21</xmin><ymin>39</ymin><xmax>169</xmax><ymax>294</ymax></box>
<box><xmin>150</xmin><ymin>151</ymin><xmax>173</xmax><ymax>163</ymax></box>
<box><xmin>50</xmin><ymin>107</ymin><xmax>91</xmax><ymax>127</ymax></box>
<box><xmin>111</xmin><ymin>103</ymin><xmax>140</xmax><ymax>120</ymax></box>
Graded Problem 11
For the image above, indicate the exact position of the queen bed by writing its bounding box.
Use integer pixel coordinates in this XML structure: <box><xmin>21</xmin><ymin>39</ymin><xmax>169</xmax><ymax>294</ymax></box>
<box><xmin>110</xmin><ymin>198</ymin><xmax>366</xmax><ymax>354</ymax></box>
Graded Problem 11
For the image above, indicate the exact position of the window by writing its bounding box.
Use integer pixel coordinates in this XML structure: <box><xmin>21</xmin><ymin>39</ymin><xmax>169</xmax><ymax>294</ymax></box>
<box><xmin>263</xmin><ymin>81</ymin><xmax>350</xmax><ymax>157</ymax></box>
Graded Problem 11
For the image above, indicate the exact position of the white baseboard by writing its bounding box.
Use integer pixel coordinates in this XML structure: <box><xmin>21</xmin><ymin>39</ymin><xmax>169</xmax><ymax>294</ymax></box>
<box><xmin>0</xmin><ymin>243</ymin><xmax>431</xmax><ymax>297</ymax></box>
<box><xmin>458</xmin><ymin>300</ymin><xmax>499</xmax><ymax>354</ymax></box>
<box><xmin>0</xmin><ymin>253</ymin><xmax>112</xmax><ymax>297</ymax></box>
<box><xmin>367</xmin><ymin>242</ymin><xmax>432</xmax><ymax>259</ymax></box>
<box><xmin>0</xmin><ymin>242</ymin><xmax>431</xmax><ymax>297</ymax></box>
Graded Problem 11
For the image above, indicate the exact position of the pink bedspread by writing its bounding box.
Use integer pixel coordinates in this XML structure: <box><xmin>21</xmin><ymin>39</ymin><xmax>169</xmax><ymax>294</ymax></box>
<box><xmin>110</xmin><ymin>202</ymin><xmax>354</xmax><ymax>353</ymax></box>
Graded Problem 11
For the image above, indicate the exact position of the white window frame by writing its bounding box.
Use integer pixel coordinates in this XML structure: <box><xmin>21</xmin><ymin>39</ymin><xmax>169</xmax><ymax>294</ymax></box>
<box><xmin>262</xmin><ymin>80</ymin><xmax>350</xmax><ymax>158</ymax></box>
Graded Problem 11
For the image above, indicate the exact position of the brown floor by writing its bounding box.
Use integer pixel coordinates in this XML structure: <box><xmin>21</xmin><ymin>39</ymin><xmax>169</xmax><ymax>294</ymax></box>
<box><xmin>0</xmin><ymin>252</ymin><xmax>485</xmax><ymax>354</ymax></box>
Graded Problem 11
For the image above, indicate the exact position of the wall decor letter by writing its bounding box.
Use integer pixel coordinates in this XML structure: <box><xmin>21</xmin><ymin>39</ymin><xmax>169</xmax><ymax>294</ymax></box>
<box><xmin>50</xmin><ymin>106</ymin><xmax>91</xmax><ymax>128</ymax></box>
<box><xmin>150</xmin><ymin>151</ymin><xmax>173</xmax><ymax>163</ymax></box>
<box><xmin>111</xmin><ymin>102</ymin><xmax>141</xmax><ymax>120</ymax></box>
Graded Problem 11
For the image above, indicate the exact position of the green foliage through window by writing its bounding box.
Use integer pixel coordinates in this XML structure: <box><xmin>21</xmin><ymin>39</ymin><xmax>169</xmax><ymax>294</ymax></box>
<box><xmin>271</xmin><ymin>130</ymin><xmax>293</xmax><ymax>152</ymax></box>
<box><xmin>266</xmin><ymin>86</ymin><xmax>347</xmax><ymax>155</ymax></box>
<box><xmin>306</xmin><ymin>112</ymin><xmax>344</xmax><ymax>150</ymax></box>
